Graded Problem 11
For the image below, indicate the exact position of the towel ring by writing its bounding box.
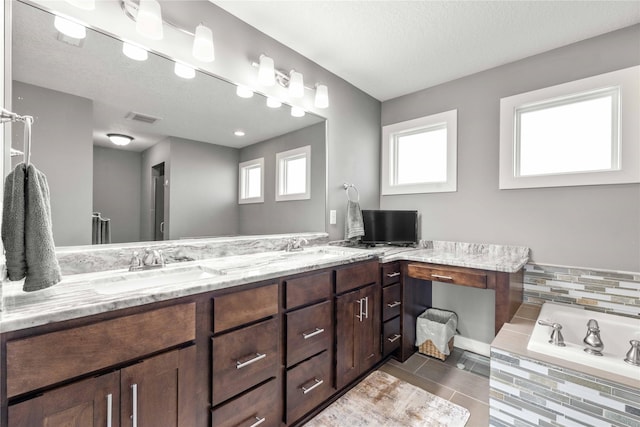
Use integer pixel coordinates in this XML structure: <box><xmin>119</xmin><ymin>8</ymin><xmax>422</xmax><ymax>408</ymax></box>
<box><xmin>343</xmin><ymin>183</ymin><xmax>360</xmax><ymax>202</ymax></box>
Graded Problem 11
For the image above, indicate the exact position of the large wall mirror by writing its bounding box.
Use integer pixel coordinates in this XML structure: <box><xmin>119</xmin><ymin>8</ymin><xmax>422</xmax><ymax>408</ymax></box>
<box><xmin>9</xmin><ymin>1</ymin><xmax>327</xmax><ymax>247</ymax></box>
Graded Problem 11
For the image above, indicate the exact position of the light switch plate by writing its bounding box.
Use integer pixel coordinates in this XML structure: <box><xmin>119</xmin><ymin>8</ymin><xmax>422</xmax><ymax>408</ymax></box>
<box><xmin>329</xmin><ymin>210</ymin><xmax>337</xmax><ymax>225</ymax></box>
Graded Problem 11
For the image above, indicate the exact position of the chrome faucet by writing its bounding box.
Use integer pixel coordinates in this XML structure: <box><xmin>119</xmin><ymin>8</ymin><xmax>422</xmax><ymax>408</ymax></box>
<box><xmin>624</xmin><ymin>340</ymin><xmax>640</xmax><ymax>366</ymax></box>
<box><xmin>537</xmin><ymin>320</ymin><xmax>566</xmax><ymax>347</ymax></box>
<box><xmin>583</xmin><ymin>319</ymin><xmax>604</xmax><ymax>356</ymax></box>
<box><xmin>286</xmin><ymin>237</ymin><xmax>308</xmax><ymax>252</ymax></box>
<box><xmin>129</xmin><ymin>248</ymin><xmax>165</xmax><ymax>271</ymax></box>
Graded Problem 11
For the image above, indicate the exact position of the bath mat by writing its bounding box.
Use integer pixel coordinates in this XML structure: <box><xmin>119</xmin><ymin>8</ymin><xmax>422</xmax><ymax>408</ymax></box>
<box><xmin>304</xmin><ymin>370</ymin><xmax>470</xmax><ymax>426</ymax></box>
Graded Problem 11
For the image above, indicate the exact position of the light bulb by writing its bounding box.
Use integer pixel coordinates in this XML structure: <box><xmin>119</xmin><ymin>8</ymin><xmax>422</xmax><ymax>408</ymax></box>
<box><xmin>258</xmin><ymin>54</ymin><xmax>275</xmax><ymax>86</ymax></box>
<box><xmin>291</xmin><ymin>106</ymin><xmax>305</xmax><ymax>118</ymax></box>
<box><xmin>266</xmin><ymin>98</ymin><xmax>282</xmax><ymax>108</ymax></box>
<box><xmin>136</xmin><ymin>0</ymin><xmax>163</xmax><ymax>40</ymax></box>
<box><xmin>289</xmin><ymin>70</ymin><xmax>304</xmax><ymax>98</ymax></box>
<box><xmin>193</xmin><ymin>24</ymin><xmax>215</xmax><ymax>62</ymax></box>
<box><xmin>174</xmin><ymin>62</ymin><xmax>195</xmax><ymax>79</ymax></box>
<box><xmin>236</xmin><ymin>86</ymin><xmax>254</xmax><ymax>98</ymax></box>
<box><xmin>64</xmin><ymin>0</ymin><xmax>95</xmax><ymax>10</ymax></box>
<box><xmin>122</xmin><ymin>42</ymin><xmax>148</xmax><ymax>61</ymax></box>
<box><xmin>315</xmin><ymin>84</ymin><xmax>329</xmax><ymax>109</ymax></box>
<box><xmin>54</xmin><ymin>15</ymin><xmax>86</xmax><ymax>39</ymax></box>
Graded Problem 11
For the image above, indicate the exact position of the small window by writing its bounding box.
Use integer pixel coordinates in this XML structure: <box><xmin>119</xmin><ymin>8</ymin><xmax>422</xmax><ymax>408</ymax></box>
<box><xmin>500</xmin><ymin>66</ymin><xmax>640</xmax><ymax>189</ymax></box>
<box><xmin>276</xmin><ymin>146</ymin><xmax>311</xmax><ymax>201</ymax></box>
<box><xmin>382</xmin><ymin>109</ymin><xmax>457</xmax><ymax>195</ymax></box>
<box><xmin>238</xmin><ymin>158</ymin><xmax>264</xmax><ymax>204</ymax></box>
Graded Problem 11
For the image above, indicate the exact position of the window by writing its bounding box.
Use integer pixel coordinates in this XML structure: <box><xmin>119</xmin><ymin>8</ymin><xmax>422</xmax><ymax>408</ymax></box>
<box><xmin>238</xmin><ymin>158</ymin><xmax>264</xmax><ymax>204</ymax></box>
<box><xmin>276</xmin><ymin>146</ymin><xmax>311</xmax><ymax>201</ymax></box>
<box><xmin>500</xmin><ymin>66</ymin><xmax>640</xmax><ymax>189</ymax></box>
<box><xmin>382</xmin><ymin>109</ymin><xmax>457</xmax><ymax>195</ymax></box>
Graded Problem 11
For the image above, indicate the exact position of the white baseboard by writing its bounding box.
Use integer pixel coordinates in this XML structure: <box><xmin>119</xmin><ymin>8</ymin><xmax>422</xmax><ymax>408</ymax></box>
<box><xmin>453</xmin><ymin>335</ymin><xmax>491</xmax><ymax>357</ymax></box>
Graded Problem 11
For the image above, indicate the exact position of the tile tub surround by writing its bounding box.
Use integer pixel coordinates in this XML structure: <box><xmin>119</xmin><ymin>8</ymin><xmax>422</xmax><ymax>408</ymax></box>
<box><xmin>524</xmin><ymin>263</ymin><xmax>640</xmax><ymax>317</ymax></box>
<box><xmin>490</xmin><ymin>304</ymin><xmax>640</xmax><ymax>427</ymax></box>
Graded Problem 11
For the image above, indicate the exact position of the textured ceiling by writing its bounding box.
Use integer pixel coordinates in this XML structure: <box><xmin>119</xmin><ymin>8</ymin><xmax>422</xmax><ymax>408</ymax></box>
<box><xmin>212</xmin><ymin>1</ymin><xmax>640</xmax><ymax>101</ymax></box>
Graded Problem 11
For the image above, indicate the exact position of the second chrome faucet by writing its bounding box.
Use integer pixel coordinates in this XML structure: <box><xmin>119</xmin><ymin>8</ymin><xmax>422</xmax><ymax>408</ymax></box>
<box><xmin>583</xmin><ymin>319</ymin><xmax>604</xmax><ymax>356</ymax></box>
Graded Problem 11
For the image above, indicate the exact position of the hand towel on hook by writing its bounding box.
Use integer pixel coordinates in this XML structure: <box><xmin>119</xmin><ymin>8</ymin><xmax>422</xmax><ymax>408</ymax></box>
<box><xmin>344</xmin><ymin>199</ymin><xmax>365</xmax><ymax>240</ymax></box>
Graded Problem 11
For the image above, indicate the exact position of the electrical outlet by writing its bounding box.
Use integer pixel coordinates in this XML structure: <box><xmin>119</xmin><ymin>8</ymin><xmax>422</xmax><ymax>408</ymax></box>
<box><xmin>329</xmin><ymin>210</ymin><xmax>337</xmax><ymax>225</ymax></box>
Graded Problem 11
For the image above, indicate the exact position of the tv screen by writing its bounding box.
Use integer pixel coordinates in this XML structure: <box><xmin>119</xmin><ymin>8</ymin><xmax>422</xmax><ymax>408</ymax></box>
<box><xmin>361</xmin><ymin>210</ymin><xmax>418</xmax><ymax>246</ymax></box>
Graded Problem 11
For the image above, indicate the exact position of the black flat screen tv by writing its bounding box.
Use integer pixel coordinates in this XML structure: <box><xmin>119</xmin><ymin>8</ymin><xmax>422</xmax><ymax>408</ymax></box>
<box><xmin>361</xmin><ymin>210</ymin><xmax>418</xmax><ymax>246</ymax></box>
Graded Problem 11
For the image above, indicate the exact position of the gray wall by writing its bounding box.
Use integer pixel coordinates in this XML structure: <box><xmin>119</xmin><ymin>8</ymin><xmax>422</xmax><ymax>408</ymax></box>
<box><xmin>169</xmin><ymin>137</ymin><xmax>239</xmax><ymax>239</ymax></box>
<box><xmin>381</xmin><ymin>25</ymin><xmax>640</xmax><ymax>345</ymax></box>
<box><xmin>239</xmin><ymin>122</ymin><xmax>326</xmax><ymax>235</ymax></box>
<box><xmin>140</xmin><ymin>139</ymin><xmax>170</xmax><ymax>242</ymax></box>
<box><xmin>93</xmin><ymin>146</ymin><xmax>142</xmax><ymax>244</ymax></box>
<box><xmin>12</xmin><ymin>81</ymin><xmax>93</xmax><ymax>246</ymax></box>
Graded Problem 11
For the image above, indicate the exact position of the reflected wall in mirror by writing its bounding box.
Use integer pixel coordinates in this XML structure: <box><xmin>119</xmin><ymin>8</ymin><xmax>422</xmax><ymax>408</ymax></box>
<box><xmin>9</xmin><ymin>1</ymin><xmax>327</xmax><ymax>247</ymax></box>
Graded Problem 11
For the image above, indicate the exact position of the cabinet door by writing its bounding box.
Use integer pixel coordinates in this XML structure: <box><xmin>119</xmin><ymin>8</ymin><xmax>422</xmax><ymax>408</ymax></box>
<box><xmin>8</xmin><ymin>371</ymin><xmax>120</xmax><ymax>427</ymax></box>
<box><xmin>335</xmin><ymin>288</ymin><xmax>361</xmax><ymax>390</ymax></box>
<box><xmin>120</xmin><ymin>346</ymin><xmax>196</xmax><ymax>427</ymax></box>
<box><xmin>358</xmin><ymin>283</ymin><xmax>381</xmax><ymax>374</ymax></box>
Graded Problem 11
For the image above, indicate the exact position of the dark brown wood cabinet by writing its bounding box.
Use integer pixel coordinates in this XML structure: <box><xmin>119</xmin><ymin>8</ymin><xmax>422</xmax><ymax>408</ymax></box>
<box><xmin>381</xmin><ymin>262</ymin><xmax>403</xmax><ymax>358</ymax></box>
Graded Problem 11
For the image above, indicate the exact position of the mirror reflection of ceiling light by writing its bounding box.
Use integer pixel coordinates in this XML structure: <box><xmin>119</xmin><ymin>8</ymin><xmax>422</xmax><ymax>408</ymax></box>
<box><xmin>174</xmin><ymin>62</ymin><xmax>195</xmax><ymax>79</ymax></box>
<box><xmin>236</xmin><ymin>86</ymin><xmax>254</xmax><ymax>98</ymax></box>
<box><xmin>234</xmin><ymin>130</ymin><xmax>245</xmax><ymax>137</ymax></box>
<box><xmin>266</xmin><ymin>98</ymin><xmax>282</xmax><ymax>108</ymax></box>
<box><xmin>136</xmin><ymin>0</ymin><xmax>163</xmax><ymax>40</ymax></box>
<box><xmin>291</xmin><ymin>106</ymin><xmax>305</xmax><ymax>118</ymax></box>
<box><xmin>192</xmin><ymin>24</ymin><xmax>215</xmax><ymax>62</ymax></box>
<box><xmin>122</xmin><ymin>42</ymin><xmax>148</xmax><ymax>61</ymax></box>
<box><xmin>54</xmin><ymin>15</ymin><xmax>86</xmax><ymax>39</ymax></box>
<box><xmin>64</xmin><ymin>0</ymin><xmax>95</xmax><ymax>10</ymax></box>
<box><xmin>107</xmin><ymin>133</ymin><xmax>134</xmax><ymax>146</ymax></box>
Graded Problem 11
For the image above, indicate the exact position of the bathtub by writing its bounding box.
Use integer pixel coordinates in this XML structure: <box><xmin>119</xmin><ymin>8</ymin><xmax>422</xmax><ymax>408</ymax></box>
<box><xmin>527</xmin><ymin>302</ymin><xmax>640</xmax><ymax>380</ymax></box>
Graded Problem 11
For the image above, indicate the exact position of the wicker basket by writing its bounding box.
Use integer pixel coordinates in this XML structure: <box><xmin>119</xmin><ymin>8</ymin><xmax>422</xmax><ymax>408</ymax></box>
<box><xmin>418</xmin><ymin>337</ymin><xmax>454</xmax><ymax>361</ymax></box>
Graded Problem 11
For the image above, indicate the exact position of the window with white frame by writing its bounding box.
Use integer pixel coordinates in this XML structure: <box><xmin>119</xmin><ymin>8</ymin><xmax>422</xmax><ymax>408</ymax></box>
<box><xmin>238</xmin><ymin>158</ymin><xmax>264</xmax><ymax>204</ymax></box>
<box><xmin>381</xmin><ymin>109</ymin><xmax>457</xmax><ymax>195</ymax></box>
<box><xmin>499</xmin><ymin>66</ymin><xmax>640</xmax><ymax>189</ymax></box>
<box><xmin>276</xmin><ymin>145</ymin><xmax>311</xmax><ymax>201</ymax></box>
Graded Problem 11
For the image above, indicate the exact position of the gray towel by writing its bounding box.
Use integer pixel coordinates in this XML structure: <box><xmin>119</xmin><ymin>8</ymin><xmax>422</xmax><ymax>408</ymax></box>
<box><xmin>344</xmin><ymin>200</ymin><xmax>365</xmax><ymax>240</ymax></box>
<box><xmin>2</xmin><ymin>163</ymin><xmax>61</xmax><ymax>292</ymax></box>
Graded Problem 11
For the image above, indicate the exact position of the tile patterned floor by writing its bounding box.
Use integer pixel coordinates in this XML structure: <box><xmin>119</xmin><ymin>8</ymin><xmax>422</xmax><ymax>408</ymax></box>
<box><xmin>380</xmin><ymin>348</ymin><xmax>490</xmax><ymax>427</ymax></box>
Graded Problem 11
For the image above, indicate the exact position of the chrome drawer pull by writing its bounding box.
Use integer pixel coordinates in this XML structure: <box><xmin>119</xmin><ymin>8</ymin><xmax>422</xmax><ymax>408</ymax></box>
<box><xmin>386</xmin><ymin>272</ymin><xmax>400</xmax><ymax>278</ymax></box>
<box><xmin>387</xmin><ymin>301</ymin><xmax>401</xmax><ymax>308</ymax></box>
<box><xmin>236</xmin><ymin>353</ymin><xmax>266</xmax><ymax>369</ymax></box>
<box><xmin>131</xmin><ymin>384</ymin><xmax>138</xmax><ymax>427</ymax></box>
<box><xmin>249</xmin><ymin>416</ymin><xmax>266</xmax><ymax>427</ymax></box>
<box><xmin>301</xmin><ymin>378</ymin><xmax>324</xmax><ymax>394</ymax></box>
<box><xmin>302</xmin><ymin>327</ymin><xmax>325</xmax><ymax>339</ymax></box>
<box><xmin>106</xmin><ymin>393</ymin><xmax>113</xmax><ymax>427</ymax></box>
<box><xmin>387</xmin><ymin>334</ymin><xmax>402</xmax><ymax>343</ymax></box>
<box><xmin>431</xmin><ymin>274</ymin><xmax>453</xmax><ymax>280</ymax></box>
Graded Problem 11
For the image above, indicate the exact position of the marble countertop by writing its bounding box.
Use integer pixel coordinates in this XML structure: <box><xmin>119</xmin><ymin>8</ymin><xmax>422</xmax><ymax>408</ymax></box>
<box><xmin>0</xmin><ymin>240</ymin><xmax>529</xmax><ymax>334</ymax></box>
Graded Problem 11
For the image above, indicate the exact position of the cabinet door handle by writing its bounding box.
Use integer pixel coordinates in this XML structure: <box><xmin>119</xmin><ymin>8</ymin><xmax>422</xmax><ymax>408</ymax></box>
<box><xmin>387</xmin><ymin>334</ymin><xmax>402</xmax><ymax>343</ymax></box>
<box><xmin>364</xmin><ymin>296</ymin><xmax>369</xmax><ymax>319</ymax></box>
<box><xmin>355</xmin><ymin>298</ymin><xmax>363</xmax><ymax>321</ymax></box>
<box><xmin>301</xmin><ymin>378</ymin><xmax>324</xmax><ymax>394</ymax></box>
<box><xmin>387</xmin><ymin>301</ymin><xmax>401</xmax><ymax>308</ymax></box>
<box><xmin>249</xmin><ymin>416</ymin><xmax>266</xmax><ymax>427</ymax></box>
<box><xmin>131</xmin><ymin>383</ymin><xmax>138</xmax><ymax>427</ymax></box>
<box><xmin>302</xmin><ymin>327</ymin><xmax>325</xmax><ymax>339</ymax></box>
<box><xmin>432</xmin><ymin>274</ymin><xmax>453</xmax><ymax>281</ymax></box>
<box><xmin>236</xmin><ymin>353</ymin><xmax>266</xmax><ymax>369</ymax></box>
<box><xmin>386</xmin><ymin>272</ymin><xmax>400</xmax><ymax>278</ymax></box>
<box><xmin>106</xmin><ymin>393</ymin><xmax>113</xmax><ymax>427</ymax></box>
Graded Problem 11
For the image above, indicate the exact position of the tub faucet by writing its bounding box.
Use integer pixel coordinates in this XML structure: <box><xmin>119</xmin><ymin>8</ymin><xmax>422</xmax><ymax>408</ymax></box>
<box><xmin>583</xmin><ymin>319</ymin><xmax>604</xmax><ymax>356</ymax></box>
<box><xmin>537</xmin><ymin>320</ymin><xmax>565</xmax><ymax>347</ymax></box>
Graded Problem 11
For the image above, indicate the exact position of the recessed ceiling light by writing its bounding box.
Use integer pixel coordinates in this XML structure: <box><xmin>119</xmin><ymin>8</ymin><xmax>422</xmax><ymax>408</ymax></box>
<box><xmin>234</xmin><ymin>130</ymin><xmax>245</xmax><ymax>137</ymax></box>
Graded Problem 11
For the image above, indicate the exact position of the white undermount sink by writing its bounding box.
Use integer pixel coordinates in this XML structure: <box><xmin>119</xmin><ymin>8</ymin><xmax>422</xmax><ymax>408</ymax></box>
<box><xmin>91</xmin><ymin>265</ymin><xmax>222</xmax><ymax>295</ymax></box>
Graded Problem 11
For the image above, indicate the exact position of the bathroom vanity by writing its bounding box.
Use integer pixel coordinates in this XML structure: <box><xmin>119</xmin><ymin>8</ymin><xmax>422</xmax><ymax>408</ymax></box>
<box><xmin>0</xmin><ymin>237</ymin><xmax>529</xmax><ymax>426</ymax></box>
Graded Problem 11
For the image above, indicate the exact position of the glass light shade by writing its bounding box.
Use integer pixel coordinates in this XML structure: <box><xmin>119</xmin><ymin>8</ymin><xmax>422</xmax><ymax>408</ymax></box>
<box><xmin>174</xmin><ymin>62</ymin><xmax>195</xmax><ymax>79</ymax></box>
<box><xmin>258</xmin><ymin>55</ymin><xmax>275</xmax><ymax>86</ymax></box>
<box><xmin>65</xmin><ymin>0</ymin><xmax>95</xmax><ymax>10</ymax></box>
<box><xmin>192</xmin><ymin>24</ymin><xmax>215</xmax><ymax>62</ymax></box>
<box><xmin>266</xmin><ymin>98</ymin><xmax>282</xmax><ymax>108</ymax></box>
<box><xmin>236</xmin><ymin>86</ymin><xmax>254</xmax><ymax>98</ymax></box>
<box><xmin>314</xmin><ymin>84</ymin><xmax>329</xmax><ymax>108</ymax></box>
<box><xmin>289</xmin><ymin>70</ymin><xmax>304</xmax><ymax>98</ymax></box>
<box><xmin>291</xmin><ymin>106</ymin><xmax>305</xmax><ymax>118</ymax></box>
<box><xmin>136</xmin><ymin>0</ymin><xmax>163</xmax><ymax>40</ymax></box>
<box><xmin>54</xmin><ymin>16</ymin><xmax>86</xmax><ymax>39</ymax></box>
<box><xmin>122</xmin><ymin>42</ymin><xmax>148</xmax><ymax>61</ymax></box>
<box><xmin>107</xmin><ymin>133</ymin><xmax>133</xmax><ymax>146</ymax></box>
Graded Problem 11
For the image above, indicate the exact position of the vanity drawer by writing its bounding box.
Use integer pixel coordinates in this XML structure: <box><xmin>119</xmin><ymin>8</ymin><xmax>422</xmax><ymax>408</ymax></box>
<box><xmin>212</xmin><ymin>318</ymin><xmax>279</xmax><ymax>405</ymax></box>
<box><xmin>382</xmin><ymin>283</ymin><xmax>402</xmax><ymax>322</ymax></box>
<box><xmin>284</xmin><ymin>271</ymin><xmax>332</xmax><ymax>309</ymax></box>
<box><xmin>213</xmin><ymin>283</ymin><xmax>278</xmax><ymax>333</ymax></box>
<box><xmin>286</xmin><ymin>350</ymin><xmax>332</xmax><ymax>424</ymax></box>
<box><xmin>211</xmin><ymin>378</ymin><xmax>280</xmax><ymax>427</ymax></box>
<box><xmin>381</xmin><ymin>262</ymin><xmax>401</xmax><ymax>286</ymax></box>
<box><xmin>6</xmin><ymin>303</ymin><xmax>195</xmax><ymax>398</ymax></box>
<box><xmin>382</xmin><ymin>316</ymin><xmax>402</xmax><ymax>356</ymax></box>
<box><xmin>335</xmin><ymin>260</ymin><xmax>378</xmax><ymax>294</ymax></box>
<box><xmin>286</xmin><ymin>300</ymin><xmax>332</xmax><ymax>367</ymax></box>
<box><xmin>407</xmin><ymin>263</ymin><xmax>487</xmax><ymax>289</ymax></box>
